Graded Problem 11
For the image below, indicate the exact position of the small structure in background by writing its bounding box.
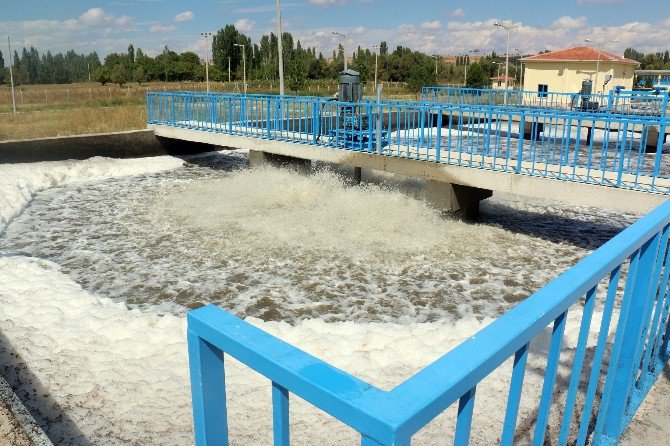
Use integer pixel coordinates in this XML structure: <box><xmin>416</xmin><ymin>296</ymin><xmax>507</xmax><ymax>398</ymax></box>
<box><xmin>521</xmin><ymin>46</ymin><xmax>638</xmax><ymax>94</ymax></box>
<box><xmin>490</xmin><ymin>75</ymin><xmax>516</xmax><ymax>90</ymax></box>
<box><xmin>635</xmin><ymin>70</ymin><xmax>670</xmax><ymax>88</ymax></box>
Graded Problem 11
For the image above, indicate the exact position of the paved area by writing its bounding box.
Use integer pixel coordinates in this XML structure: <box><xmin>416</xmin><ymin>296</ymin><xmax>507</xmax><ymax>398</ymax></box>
<box><xmin>0</xmin><ymin>398</ymin><xmax>30</xmax><ymax>446</ymax></box>
<box><xmin>623</xmin><ymin>365</ymin><xmax>670</xmax><ymax>446</ymax></box>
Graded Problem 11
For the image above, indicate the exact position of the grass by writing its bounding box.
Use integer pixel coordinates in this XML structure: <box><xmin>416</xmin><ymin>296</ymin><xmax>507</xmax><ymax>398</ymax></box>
<box><xmin>0</xmin><ymin>80</ymin><xmax>413</xmax><ymax>141</ymax></box>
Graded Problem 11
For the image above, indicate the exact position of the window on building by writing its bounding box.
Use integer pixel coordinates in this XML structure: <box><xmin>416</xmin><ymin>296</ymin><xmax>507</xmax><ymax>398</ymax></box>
<box><xmin>538</xmin><ymin>84</ymin><xmax>548</xmax><ymax>98</ymax></box>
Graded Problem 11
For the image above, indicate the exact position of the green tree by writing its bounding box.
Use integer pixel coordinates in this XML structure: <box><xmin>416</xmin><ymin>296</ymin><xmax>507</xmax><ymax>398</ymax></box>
<box><xmin>94</xmin><ymin>66</ymin><xmax>111</xmax><ymax>85</ymax></box>
<box><xmin>133</xmin><ymin>65</ymin><xmax>146</xmax><ymax>84</ymax></box>
<box><xmin>465</xmin><ymin>63</ymin><xmax>488</xmax><ymax>88</ymax></box>
<box><xmin>406</xmin><ymin>63</ymin><xmax>435</xmax><ymax>94</ymax></box>
<box><xmin>110</xmin><ymin>64</ymin><xmax>130</xmax><ymax>87</ymax></box>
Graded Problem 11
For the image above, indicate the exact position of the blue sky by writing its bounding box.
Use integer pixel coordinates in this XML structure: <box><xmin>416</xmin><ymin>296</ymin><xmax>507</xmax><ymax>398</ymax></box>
<box><xmin>2</xmin><ymin>0</ymin><xmax>669</xmax><ymax>60</ymax></box>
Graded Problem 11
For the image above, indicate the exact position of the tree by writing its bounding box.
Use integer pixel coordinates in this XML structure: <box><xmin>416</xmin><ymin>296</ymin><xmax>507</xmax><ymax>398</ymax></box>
<box><xmin>288</xmin><ymin>56</ymin><xmax>307</xmax><ymax>92</ymax></box>
<box><xmin>465</xmin><ymin>63</ymin><xmax>487</xmax><ymax>88</ymax></box>
<box><xmin>0</xmin><ymin>50</ymin><xmax>4</xmax><ymax>84</ymax></box>
<box><xmin>133</xmin><ymin>66</ymin><xmax>146</xmax><ymax>84</ymax></box>
<box><xmin>110</xmin><ymin>64</ymin><xmax>130</xmax><ymax>87</ymax></box>
<box><xmin>406</xmin><ymin>63</ymin><xmax>435</xmax><ymax>94</ymax></box>
<box><xmin>94</xmin><ymin>66</ymin><xmax>111</xmax><ymax>85</ymax></box>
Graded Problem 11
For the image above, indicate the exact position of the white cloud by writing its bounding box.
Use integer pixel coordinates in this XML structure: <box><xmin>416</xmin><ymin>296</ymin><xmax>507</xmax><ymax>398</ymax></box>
<box><xmin>552</xmin><ymin>16</ymin><xmax>587</xmax><ymax>29</ymax></box>
<box><xmin>150</xmin><ymin>24</ymin><xmax>177</xmax><ymax>33</ymax></box>
<box><xmin>174</xmin><ymin>11</ymin><xmax>194</xmax><ymax>22</ymax></box>
<box><xmin>79</xmin><ymin>8</ymin><xmax>114</xmax><ymax>26</ymax></box>
<box><xmin>420</xmin><ymin>20</ymin><xmax>442</xmax><ymax>30</ymax></box>
<box><xmin>449</xmin><ymin>8</ymin><xmax>465</xmax><ymax>18</ymax></box>
<box><xmin>397</xmin><ymin>24</ymin><xmax>416</xmax><ymax>33</ymax></box>
<box><xmin>235</xmin><ymin>18</ymin><xmax>255</xmax><ymax>32</ymax></box>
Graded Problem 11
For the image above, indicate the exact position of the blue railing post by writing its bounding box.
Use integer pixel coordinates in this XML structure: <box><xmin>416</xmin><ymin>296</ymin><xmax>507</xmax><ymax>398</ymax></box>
<box><xmin>272</xmin><ymin>382</ymin><xmax>290</xmax><ymax>446</ymax></box>
<box><xmin>595</xmin><ymin>233</ymin><xmax>662</xmax><ymax>445</ymax></box>
<box><xmin>188</xmin><ymin>328</ymin><xmax>229</xmax><ymax>446</ymax></box>
<box><xmin>267</xmin><ymin>100</ymin><xmax>272</xmax><ymax>140</ymax></box>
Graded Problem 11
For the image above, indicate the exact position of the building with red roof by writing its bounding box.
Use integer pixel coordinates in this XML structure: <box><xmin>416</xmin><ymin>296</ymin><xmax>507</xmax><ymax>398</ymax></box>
<box><xmin>521</xmin><ymin>46</ymin><xmax>639</xmax><ymax>95</ymax></box>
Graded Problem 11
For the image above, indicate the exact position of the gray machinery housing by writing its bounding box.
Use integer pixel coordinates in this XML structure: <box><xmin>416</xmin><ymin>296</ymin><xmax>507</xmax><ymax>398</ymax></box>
<box><xmin>339</xmin><ymin>69</ymin><xmax>363</xmax><ymax>103</ymax></box>
<box><xmin>580</xmin><ymin>79</ymin><xmax>598</xmax><ymax>110</ymax></box>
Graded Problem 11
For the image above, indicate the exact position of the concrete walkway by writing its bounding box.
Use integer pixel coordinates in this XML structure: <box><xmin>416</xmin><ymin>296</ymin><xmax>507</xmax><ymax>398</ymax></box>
<box><xmin>623</xmin><ymin>365</ymin><xmax>670</xmax><ymax>446</ymax></box>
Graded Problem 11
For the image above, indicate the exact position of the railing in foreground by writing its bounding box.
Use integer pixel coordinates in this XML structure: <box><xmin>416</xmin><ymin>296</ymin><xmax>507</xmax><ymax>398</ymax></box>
<box><xmin>188</xmin><ymin>200</ymin><xmax>670</xmax><ymax>445</ymax></box>
<box><xmin>421</xmin><ymin>86</ymin><xmax>670</xmax><ymax>117</ymax></box>
<box><xmin>148</xmin><ymin>92</ymin><xmax>670</xmax><ymax>194</ymax></box>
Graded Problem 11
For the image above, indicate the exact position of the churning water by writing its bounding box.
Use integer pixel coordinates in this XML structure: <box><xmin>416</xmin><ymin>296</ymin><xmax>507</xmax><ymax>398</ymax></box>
<box><xmin>0</xmin><ymin>151</ymin><xmax>637</xmax><ymax>324</ymax></box>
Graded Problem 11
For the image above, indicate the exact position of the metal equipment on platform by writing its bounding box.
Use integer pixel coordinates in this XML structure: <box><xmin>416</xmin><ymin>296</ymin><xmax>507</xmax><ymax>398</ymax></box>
<box><xmin>580</xmin><ymin>79</ymin><xmax>599</xmax><ymax>111</ymax></box>
<box><xmin>329</xmin><ymin>69</ymin><xmax>388</xmax><ymax>151</ymax></box>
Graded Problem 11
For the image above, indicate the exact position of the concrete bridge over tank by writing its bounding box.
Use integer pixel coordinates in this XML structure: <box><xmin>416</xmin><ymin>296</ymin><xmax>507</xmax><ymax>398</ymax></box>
<box><xmin>147</xmin><ymin>92</ymin><xmax>670</xmax><ymax>217</ymax></box>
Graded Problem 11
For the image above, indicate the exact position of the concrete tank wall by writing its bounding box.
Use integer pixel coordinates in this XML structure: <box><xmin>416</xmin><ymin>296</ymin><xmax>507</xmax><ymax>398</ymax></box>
<box><xmin>0</xmin><ymin>129</ymin><xmax>218</xmax><ymax>164</ymax></box>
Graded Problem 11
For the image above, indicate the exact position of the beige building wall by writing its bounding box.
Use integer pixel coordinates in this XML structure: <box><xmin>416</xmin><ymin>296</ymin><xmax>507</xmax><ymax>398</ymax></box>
<box><xmin>522</xmin><ymin>61</ymin><xmax>635</xmax><ymax>94</ymax></box>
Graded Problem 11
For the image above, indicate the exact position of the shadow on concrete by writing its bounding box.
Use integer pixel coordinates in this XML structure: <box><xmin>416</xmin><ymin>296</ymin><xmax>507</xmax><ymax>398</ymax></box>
<box><xmin>0</xmin><ymin>328</ymin><xmax>93</xmax><ymax>446</ymax></box>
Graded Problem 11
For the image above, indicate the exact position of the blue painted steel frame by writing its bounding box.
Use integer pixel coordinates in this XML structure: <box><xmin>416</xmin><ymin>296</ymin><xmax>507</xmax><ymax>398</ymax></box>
<box><xmin>147</xmin><ymin>91</ymin><xmax>670</xmax><ymax>194</ymax></box>
<box><xmin>188</xmin><ymin>199</ymin><xmax>670</xmax><ymax>445</ymax></box>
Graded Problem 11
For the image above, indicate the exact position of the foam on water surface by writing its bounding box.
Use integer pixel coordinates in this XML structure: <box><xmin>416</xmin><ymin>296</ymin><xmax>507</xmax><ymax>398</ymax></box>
<box><xmin>0</xmin><ymin>151</ymin><xmax>639</xmax><ymax>444</ymax></box>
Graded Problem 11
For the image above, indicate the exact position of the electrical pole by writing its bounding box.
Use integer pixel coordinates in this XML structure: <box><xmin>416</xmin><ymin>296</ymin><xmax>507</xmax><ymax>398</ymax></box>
<box><xmin>228</xmin><ymin>57</ymin><xmax>231</xmax><ymax>82</ymax></box>
<box><xmin>277</xmin><ymin>0</ymin><xmax>285</xmax><ymax>95</ymax></box>
<box><xmin>372</xmin><ymin>45</ymin><xmax>379</xmax><ymax>89</ymax></box>
<box><xmin>201</xmin><ymin>32</ymin><xmax>212</xmax><ymax>92</ymax></box>
<box><xmin>514</xmin><ymin>48</ymin><xmax>524</xmax><ymax>90</ymax></box>
<box><xmin>332</xmin><ymin>31</ymin><xmax>347</xmax><ymax>71</ymax></box>
<box><xmin>463</xmin><ymin>49</ymin><xmax>479</xmax><ymax>86</ymax></box>
<box><xmin>87</xmin><ymin>62</ymin><xmax>91</xmax><ymax>83</ymax></box>
<box><xmin>2</xmin><ymin>35</ymin><xmax>16</xmax><ymax>114</ymax></box>
<box><xmin>585</xmin><ymin>38</ymin><xmax>618</xmax><ymax>94</ymax></box>
<box><xmin>433</xmin><ymin>55</ymin><xmax>439</xmax><ymax>76</ymax></box>
<box><xmin>234</xmin><ymin>43</ymin><xmax>247</xmax><ymax>94</ymax></box>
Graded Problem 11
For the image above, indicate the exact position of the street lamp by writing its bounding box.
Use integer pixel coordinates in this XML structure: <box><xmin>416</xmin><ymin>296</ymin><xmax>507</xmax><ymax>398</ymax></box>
<box><xmin>372</xmin><ymin>45</ymin><xmax>380</xmax><ymax>88</ymax></box>
<box><xmin>276</xmin><ymin>0</ymin><xmax>285</xmax><ymax>95</ymax></box>
<box><xmin>463</xmin><ymin>49</ymin><xmax>479</xmax><ymax>86</ymax></box>
<box><xmin>584</xmin><ymin>38</ymin><xmax>619</xmax><ymax>94</ymax></box>
<box><xmin>2</xmin><ymin>35</ymin><xmax>16</xmax><ymax>114</ymax></box>
<box><xmin>201</xmin><ymin>32</ymin><xmax>212</xmax><ymax>92</ymax></box>
<box><xmin>234</xmin><ymin>43</ymin><xmax>247</xmax><ymax>94</ymax></box>
<box><xmin>494</xmin><ymin>22</ymin><xmax>520</xmax><ymax>92</ymax></box>
<box><xmin>332</xmin><ymin>31</ymin><xmax>347</xmax><ymax>71</ymax></box>
<box><xmin>432</xmin><ymin>54</ymin><xmax>439</xmax><ymax>77</ymax></box>
<box><xmin>514</xmin><ymin>48</ymin><xmax>524</xmax><ymax>90</ymax></box>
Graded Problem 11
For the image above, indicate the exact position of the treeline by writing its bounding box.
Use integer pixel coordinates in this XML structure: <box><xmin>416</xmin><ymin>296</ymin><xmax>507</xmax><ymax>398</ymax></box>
<box><xmin>1</xmin><ymin>23</ymin><xmax>530</xmax><ymax>91</ymax></box>
<box><xmin>624</xmin><ymin>48</ymin><xmax>670</xmax><ymax>70</ymax></box>
<box><xmin>0</xmin><ymin>48</ymin><xmax>101</xmax><ymax>85</ymax></box>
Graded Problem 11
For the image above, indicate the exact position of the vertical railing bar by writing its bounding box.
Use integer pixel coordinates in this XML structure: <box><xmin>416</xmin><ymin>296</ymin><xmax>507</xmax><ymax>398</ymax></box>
<box><xmin>500</xmin><ymin>343</ymin><xmax>529</xmax><ymax>446</ymax></box>
<box><xmin>453</xmin><ymin>386</ymin><xmax>477</xmax><ymax>446</ymax></box>
<box><xmin>272</xmin><ymin>382</ymin><xmax>290</xmax><ymax>446</ymax></box>
<box><xmin>557</xmin><ymin>286</ymin><xmax>598</xmax><ymax>446</ymax></box>
<box><xmin>532</xmin><ymin>311</ymin><xmax>568</xmax><ymax>446</ymax></box>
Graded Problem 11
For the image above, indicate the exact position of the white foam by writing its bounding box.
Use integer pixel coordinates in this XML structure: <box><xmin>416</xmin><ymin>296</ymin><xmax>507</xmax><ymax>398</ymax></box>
<box><xmin>0</xmin><ymin>154</ymin><xmax>627</xmax><ymax>445</ymax></box>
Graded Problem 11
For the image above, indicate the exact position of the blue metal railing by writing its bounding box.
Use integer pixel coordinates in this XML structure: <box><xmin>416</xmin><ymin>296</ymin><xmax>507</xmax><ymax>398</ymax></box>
<box><xmin>421</xmin><ymin>86</ymin><xmax>670</xmax><ymax>117</ymax></box>
<box><xmin>148</xmin><ymin>91</ymin><xmax>670</xmax><ymax>194</ymax></box>
<box><xmin>188</xmin><ymin>199</ymin><xmax>670</xmax><ymax>445</ymax></box>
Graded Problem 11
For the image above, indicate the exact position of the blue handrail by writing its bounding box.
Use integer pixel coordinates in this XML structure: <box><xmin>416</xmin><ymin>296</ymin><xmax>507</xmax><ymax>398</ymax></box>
<box><xmin>188</xmin><ymin>199</ymin><xmax>670</xmax><ymax>445</ymax></box>
<box><xmin>148</xmin><ymin>91</ymin><xmax>670</xmax><ymax>194</ymax></box>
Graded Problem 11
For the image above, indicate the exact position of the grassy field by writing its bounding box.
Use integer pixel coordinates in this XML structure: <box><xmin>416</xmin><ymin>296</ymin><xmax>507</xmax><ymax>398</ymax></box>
<box><xmin>0</xmin><ymin>80</ymin><xmax>414</xmax><ymax>141</ymax></box>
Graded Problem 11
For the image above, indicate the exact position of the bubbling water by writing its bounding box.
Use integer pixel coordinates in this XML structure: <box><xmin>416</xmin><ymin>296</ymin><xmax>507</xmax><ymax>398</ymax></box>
<box><xmin>0</xmin><ymin>151</ymin><xmax>635</xmax><ymax>323</ymax></box>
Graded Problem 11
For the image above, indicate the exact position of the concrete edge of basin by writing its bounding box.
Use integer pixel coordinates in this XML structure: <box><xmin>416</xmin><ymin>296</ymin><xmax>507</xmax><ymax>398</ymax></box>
<box><xmin>0</xmin><ymin>374</ymin><xmax>53</xmax><ymax>446</ymax></box>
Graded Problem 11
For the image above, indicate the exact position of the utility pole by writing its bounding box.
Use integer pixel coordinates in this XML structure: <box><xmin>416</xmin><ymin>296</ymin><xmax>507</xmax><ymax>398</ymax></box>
<box><xmin>277</xmin><ymin>0</ymin><xmax>285</xmax><ymax>95</ymax></box>
<box><xmin>228</xmin><ymin>57</ymin><xmax>231</xmax><ymax>82</ymax></box>
<box><xmin>494</xmin><ymin>22</ymin><xmax>519</xmax><ymax>92</ymax></box>
<box><xmin>201</xmin><ymin>32</ymin><xmax>212</xmax><ymax>92</ymax></box>
<box><xmin>2</xmin><ymin>35</ymin><xmax>16</xmax><ymax>114</ymax></box>
<box><xmin>87</xmin><ymin>62</ymin><xmax>91</xmax><ymax>83</ymax></box>
<box><xmin>514</xmin><ymin>48</ymin><xmax>524</xmax><ymax>90</ymax></box>
<box><xmin>372</xmin><ymin>45</ymin><xmax>379</xmax><ymax>89</ymax></box>
<box><xmin>234</xmin><ymin>43</ymin><xmax>247</xmax><ymax>94</ymax></box>
<box><xmin>463</xmin><ymin>49</ymin><xmax>479</xmax><ymax>86</ymax></box>
<box><xmin>332</xmin><ymin>31</ymin><xmax>347</xmax><ymax>71</ymax></box>
<box><xmin>585</xmin><ymin>38</ymin><xmax>618</xmax><ymax>94</ymax></box>
<box><xmin>433</xmin><ymin>55</ymin><xmax>439</xmax><ymax>77</ymax></box>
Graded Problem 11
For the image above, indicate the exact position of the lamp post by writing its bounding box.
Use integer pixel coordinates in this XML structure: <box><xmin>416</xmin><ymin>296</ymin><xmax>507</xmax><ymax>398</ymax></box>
<box><xmin>372</xmin><ymin>45</ymin><xmax>380</xmax><ymax>88</ymax></box>
<box><xmin>514</xmin><ymin>48</ymin><xmax>523</xmax><ymax>90</ymax></box>
<box><xmin>585</xmin><ymin>38</ymin><xmax>618</xmax><ymax>94</ymax></box>
<box><xmin>277</xmin><ymin>0</ymin><xmax>285</xmax><ymax>95</ymax></box>
<box><xmin>463</xmin><ymin>49</ymin><xmax>479</xmax><ymax>86</ymax></box>
<box><xmin>3</xmin><ymin>35</ymin><xmax>16</xmax><ymax>114</ymax></box>
<box><xmin>234</xmin><ymin>43</ymin><xmax>247</xmax><ymax>94</ymax></box>
<box><xmin>332</xmin><ymin>31</ymin><xmax>347</xmax><ymax>71</ymax></box>
<box><xmin>201</xmin><ymin>32</ymin><xmax>212</xmax><ymax>92</ymax></box>
<box><xmin>494</xmin><ymin>22</ymin><xmax>519</xmax><ymax>92</ymax></box>
<box><xmin>432</xmin><ymin>54</ymin><xmax>439</xmax><ymax>76</ymax></box>
<box><xmin>228</xmin><ymin>57</ymin><xmax>231</xmax><ymax>82</ymax></box>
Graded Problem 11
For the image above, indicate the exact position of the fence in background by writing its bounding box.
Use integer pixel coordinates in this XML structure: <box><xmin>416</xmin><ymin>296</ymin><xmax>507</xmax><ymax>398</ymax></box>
<box><xmin>148</xmin><ymin>91</ymin><xmax>670</xmax><ymax>193</ymax></box>
<box><xmin>188</xmin><ymin>198</ymin><xmax>670</xmax><ymax>445</ymax></box>
<box><xmin>422</xmin><ymin>86</ymin><xmax>670</xmax><ymax>117</ymax></box>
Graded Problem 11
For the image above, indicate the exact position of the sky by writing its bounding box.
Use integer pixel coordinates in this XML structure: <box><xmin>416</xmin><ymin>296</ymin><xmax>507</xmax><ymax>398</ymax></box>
<box><xmin>1</xmin><ymin>0</ymin><xmax>670</xmax><ymax>61</ymax></box>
